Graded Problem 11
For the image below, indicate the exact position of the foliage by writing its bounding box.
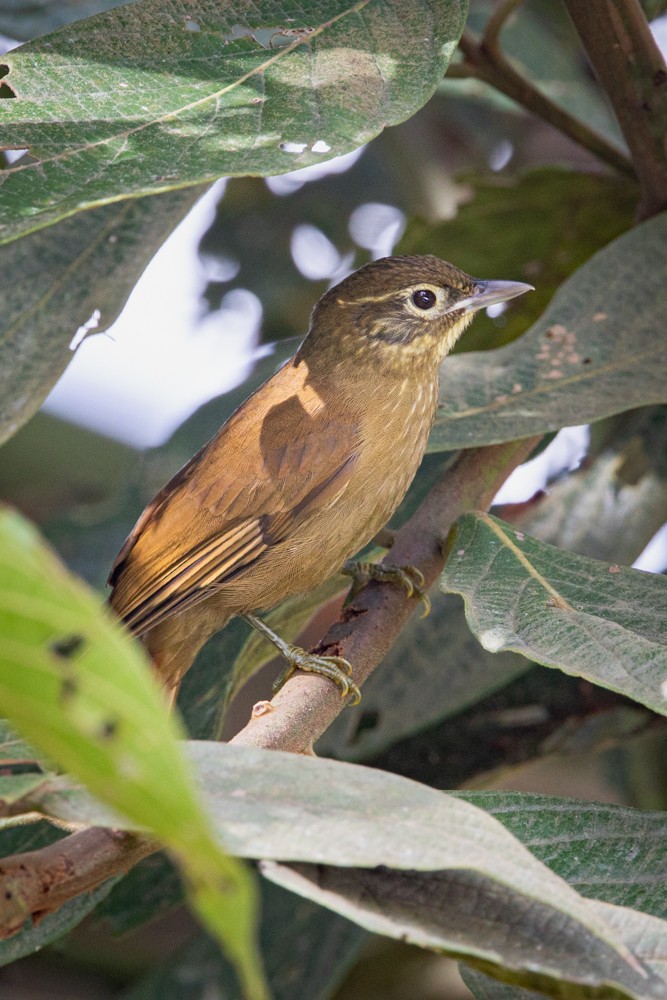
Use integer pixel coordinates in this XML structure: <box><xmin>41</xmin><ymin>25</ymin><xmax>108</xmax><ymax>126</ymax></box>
<box><xmin>1</xmin><ymin>1</ymin><xmax>667</xmax><ymax>998</ymax></box>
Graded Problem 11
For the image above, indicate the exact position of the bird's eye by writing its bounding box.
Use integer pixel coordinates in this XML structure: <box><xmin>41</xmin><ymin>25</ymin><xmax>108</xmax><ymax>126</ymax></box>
<box><xmin>411</xmin><ymin>289</ymin><xmax>437</xmax><ymax>310</ymax></box>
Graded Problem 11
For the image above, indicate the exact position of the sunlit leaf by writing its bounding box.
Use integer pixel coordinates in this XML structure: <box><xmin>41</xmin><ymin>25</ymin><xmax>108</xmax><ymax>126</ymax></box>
<box><xmin>0</xmin><ymin>507</ymin><xmax>267</xmax><ymax>1000</ymax></box>
<box><xmin>0</xmin><ymin>0</ymin><xmax>467</xmax><ymax>243</ymax></box>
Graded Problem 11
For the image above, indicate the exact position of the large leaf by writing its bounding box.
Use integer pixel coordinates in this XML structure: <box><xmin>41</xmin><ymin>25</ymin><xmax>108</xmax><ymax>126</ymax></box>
<box><xmin>15</xmin><ymin>741</ymin><xmax>658</xmax><ymax>998</ymax></box>
<box><xmin>0</xmin><ymin>0</ymin><xmax>467</xmax><ymax>243</ymax></box>
<box><xmin>440</xmin><ymin>513</ymin><xmax>667</xmax><ymax>716</ymax></box>
<box><xmin>461</xmin><ymin>902</ymin><xmax>667</xmax><ymax>1000</ymax></box>
<box><xmin>0</xmin><ymin>186</ymin><xmax>203</xmax><ymax>447</ymax></box>
<box><xmin>510</xmin><ymin>407</ymin><xmax>667</xmax><ymax>565</ymax></box>
<box><xmin>0</xmin><ymin>508</ymin><xmax>267</xmax><ymax>1000</ymax></box>
<box><xmin>428</xmin><ymin>212</ymin><xmax>667</xmax><ymax>451</ymax></box>
<box><xmin>264</xmin><ymin>863</ymin><xmax>666</xmax><ymax>1000</ymax></box>
<box><xmin>461</xmin><ymin>792</ymin><xmax>667</xmax><ymax>920</ymax></box>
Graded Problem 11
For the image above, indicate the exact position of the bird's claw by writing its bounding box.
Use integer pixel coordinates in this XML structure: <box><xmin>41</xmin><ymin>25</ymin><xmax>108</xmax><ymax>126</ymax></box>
<box><xmin>343</xmin><ymin>559</ymin><xmax>431</xmax><ymax>617</ymax></box>
<box><xmin>273</xmin><ymin>646</ymin><xmax>361</xmax><ymax>706</ymax></box>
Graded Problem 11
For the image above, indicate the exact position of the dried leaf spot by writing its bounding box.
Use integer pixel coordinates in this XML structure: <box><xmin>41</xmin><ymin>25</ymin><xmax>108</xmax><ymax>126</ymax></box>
<box><xmin>545</xmin><ymin>369</ymin><xmax>563</xmax><ymax>379</ymax></box>
<box><xmin>511</xmin><ymin>384</ymin><xmax>523</xmax><ymax>394</ymax></box>
<box><xmin>593</xmin><ymin>312</ymin><xmax>608</xmax><ymax>322</ymax></box>
<box><xmin>251</xmin><ymin>700</ymin><xmax>273</xmax><ymax>718</ymax></box>
<box><xmin>60</xmin><ymin>675</ymin><xmax>79</xmax><ymax>702</ymax></box>
<box><xmin>51</xmin><ymin>634</ymin><xmax>85</xmax><ymax>660</ymax></box>
<box><xmin>184</xmin><ymin>19</ymin><xmax>201</xmax><ymax>32</ymax></box>
<box><xmin>514</xmin><ymin>531</ymin><xmax>525</xmax><ymax>542</ymax></box>
<box><xmin>98</xmin><ymin>718</ymin><xmax>119</xmax><ymax>741</ymax></box>
<box><xmin>608</xmin><ymin>564</ymin><xmax>621</xmax><ymax>574</ymax></box>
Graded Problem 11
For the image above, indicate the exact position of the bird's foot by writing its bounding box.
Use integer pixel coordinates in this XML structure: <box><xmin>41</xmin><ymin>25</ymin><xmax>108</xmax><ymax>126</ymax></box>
<box><xmin>242</xmin><ymin>613</ymin><xmax>361</xmax><ymax>705</ymax></box>
<box><xmin>342</xmin><ymin>559</ymin><xmax>431</xmax><ymax>618</ymax></box>
<box><xmin>272</xmin><ymin>648</ymin><xmax>361</xmax><ymax>705</ymax></box>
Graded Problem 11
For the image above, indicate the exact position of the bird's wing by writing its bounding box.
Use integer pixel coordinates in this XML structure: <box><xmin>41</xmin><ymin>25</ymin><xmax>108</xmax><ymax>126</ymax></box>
<box><xmin>108</xmin><ymin>359</ymin><xmax>361</xmax><ymax>636</ymax></box>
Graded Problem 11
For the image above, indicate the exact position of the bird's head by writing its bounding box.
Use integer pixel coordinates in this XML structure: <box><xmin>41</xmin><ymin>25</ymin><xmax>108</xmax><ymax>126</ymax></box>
<box><xmin>302</xmin><ymin>254</ymin><xmax>532</xmax><ymax>373</ymax></box>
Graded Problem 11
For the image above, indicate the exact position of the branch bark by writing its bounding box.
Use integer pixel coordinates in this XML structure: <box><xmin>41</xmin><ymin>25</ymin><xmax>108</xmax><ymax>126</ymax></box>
<box><xmin>563</xmin><ymin>0</ymin><xmax>667</xmax><ymax>217</ymax></box>
<box><xmin>0</xmin><ymin>437</ymin><xmax>539</xmax><ymax>929</ymax></box>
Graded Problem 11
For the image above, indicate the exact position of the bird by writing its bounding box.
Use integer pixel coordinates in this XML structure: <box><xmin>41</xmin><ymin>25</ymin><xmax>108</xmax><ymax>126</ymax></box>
<box><xmin>108</xmin><ymin>255</ymin><xmax>532</xmax><ymax>707</ymax></box>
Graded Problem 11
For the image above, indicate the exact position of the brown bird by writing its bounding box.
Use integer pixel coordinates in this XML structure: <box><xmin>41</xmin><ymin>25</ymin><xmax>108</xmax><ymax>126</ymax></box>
<box><xmin>109</xmin><ymin>255</ymin><xmax>531</xmax><ymax>706</ymax></box>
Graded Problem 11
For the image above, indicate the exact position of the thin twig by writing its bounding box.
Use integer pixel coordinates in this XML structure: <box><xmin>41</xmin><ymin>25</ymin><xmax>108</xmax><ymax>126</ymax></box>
<box><xmin>453</xmin><ymin>27</ymin><xmax>636</xmax><ymax>179</ymax></box>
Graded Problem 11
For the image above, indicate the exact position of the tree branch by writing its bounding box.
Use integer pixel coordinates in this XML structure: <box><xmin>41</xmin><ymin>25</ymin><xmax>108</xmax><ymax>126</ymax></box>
<box><xmin>231</xmin><ymin>437</ymin><xmax>540</xmax><ymax>754</ymax></box>
<box><xmin>0</xmin><ymin>437</ymin><xmax>539</xmax><ymax>928</ymax></box>
<box><xmin>453</xmin><ymin>27</ymin><xmax>635</xmax><ymax>179</ymax></box>
<box><xmin>563</xmin><ymin>0</ymin><xmax>667</xmax><ymax>217</ymax></box>
<box><xmin>0</xmin><ymin>828</ymin><xmax>156</xmax><ymax>936</ymax></box>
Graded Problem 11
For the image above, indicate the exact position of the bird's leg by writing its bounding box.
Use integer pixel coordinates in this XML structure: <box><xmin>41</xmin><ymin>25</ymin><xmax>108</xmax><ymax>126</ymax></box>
<box><xmin>242</xmin><ymin>613</ymin><xmax>361</xmax><ymax>705</ymax></box>
<box><xmin>342</xmin><ymin>559</ymin><xmax>431</xmax><ymax>617</ymax></box>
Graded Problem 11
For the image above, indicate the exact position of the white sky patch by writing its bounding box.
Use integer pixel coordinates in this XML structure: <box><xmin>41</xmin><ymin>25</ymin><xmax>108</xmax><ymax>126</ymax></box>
<box><xmin>44</xmin><ymin>179</ymin><xmax>266</xmax><ymax>448</ymax></box>
<box><xmin>494</xmin><ymin>426</ymin><xmax>589</xmax><ymax>504</ymax></box>
<box><xmin>266</xmin><ymin>146</ymin><xmax>365</xmax><ymax>195</ymax></box>
<box><xmin>348</xmin><ymin>202</ymin><xmax>406</xmax><ymax>259</ymax></box>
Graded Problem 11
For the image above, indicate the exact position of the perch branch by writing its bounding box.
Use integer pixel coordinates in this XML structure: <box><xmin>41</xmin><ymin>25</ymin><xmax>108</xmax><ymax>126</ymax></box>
<box><xmin>0</xmin><ymin>437</ymin><xmax>539</xmax><ymax>934</ymax></box>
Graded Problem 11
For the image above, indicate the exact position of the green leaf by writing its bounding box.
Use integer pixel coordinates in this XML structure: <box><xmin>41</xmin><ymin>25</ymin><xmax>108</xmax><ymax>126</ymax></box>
<box><xmin>400</xmin><ymin>169</ymin><xmax>636</xmax><ymax>352</ymax></box>
<box><xmin>428</xmin><ymin>211</ymin><xmax>667</xmax><ymax>451</ymax></box>
<box><xmin>440</xmin><ymin>513</ymin><xmax>667</xmax><ymax>717</ymax></box>
<box><xmin>22</xmin><ymin>741</ymin><xmax>657</xmax><ymax>997</ymax></box>
<box><xmin>0</xmin><ymin>0</ymin><xmax>467</xmax><ymax>244</ymax></box>
<box><xmin>642</xmin><ymin>1</ymin><xmax>667</xmax><ymax>19</ymax></box>
<box><xmin>459</xmin><ymin>792</ymin><xmax>667</xmax><ymax>920</ymax></box>
<box><xmin>0</xmin><ymin>187</ymin><xmax>203</xmax><ymax>446</ymax></box>
<box><xmin>265</xmin><ymin>863</ymin><xmax>666</xmax><ymax>1000</ymax></box>
<box><xmin>510</xmin><ymin>407</ymin><xmax>667</xmax><ymax>565</ymax></box>
<box><xmin>0</xmin><ymin>507</ymin><xmax>267</xmax><ymax>1000</ymax></box>
<box><xmin>463</xmin><ymin>902</ymin><xmax>667</xmax><ymax>1000</ymax></box>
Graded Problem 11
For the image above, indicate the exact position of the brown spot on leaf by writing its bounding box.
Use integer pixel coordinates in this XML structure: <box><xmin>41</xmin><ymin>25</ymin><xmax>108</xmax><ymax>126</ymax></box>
<box><xmin>51</xmin><ymin>635</ymin><xmax>85</xmax><ymax>660</ymax></box>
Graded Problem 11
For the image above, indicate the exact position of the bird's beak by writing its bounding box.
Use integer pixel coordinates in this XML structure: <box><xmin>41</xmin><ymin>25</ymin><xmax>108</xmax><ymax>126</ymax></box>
<box><xmin>446</xmin><ymin>279</ymin><xmax>534</xmax><ymax>315</ymax></box>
